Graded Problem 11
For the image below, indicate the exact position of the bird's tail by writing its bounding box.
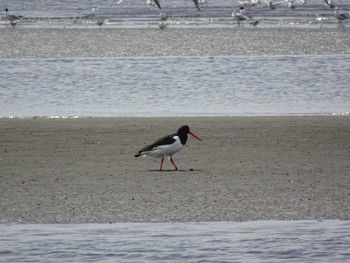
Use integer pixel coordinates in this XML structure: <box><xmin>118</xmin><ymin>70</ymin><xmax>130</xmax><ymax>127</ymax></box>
<box><xmin>134</xmin><ymin>152</ymin><xmax>141</xmax><ymax>157</ymax></box>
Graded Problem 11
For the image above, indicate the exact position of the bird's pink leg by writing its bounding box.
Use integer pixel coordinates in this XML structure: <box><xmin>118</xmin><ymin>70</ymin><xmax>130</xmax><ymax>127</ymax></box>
<box><xmin>160</xmin><ymin>157</ymin><xmax>164</xmax><ymax>171</ymax></box>
<box><xmin>170</xmin><ymin>157</ymin><xmax>178</xmax><ymax>171</ymax></box>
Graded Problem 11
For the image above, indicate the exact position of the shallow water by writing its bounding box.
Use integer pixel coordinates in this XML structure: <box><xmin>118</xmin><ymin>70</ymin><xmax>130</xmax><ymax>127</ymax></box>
<box><xmin>1</xmin><ymin>0</ymin><xmax>350</xmax><ymax>29</ymax></box>
<box><xmin>1</xmin><ymin>1</ymin><xmax>349</xmax><ymax>118</ymax></box>
<box><xmin>1</xmin><ymin>54</ymin><xmax>349</xmax><ymax>117</ymax></box>
<box><xmin>1</xmin><ymin>221</ymin><xmax>350</xmax><ymax>262</ymax></box>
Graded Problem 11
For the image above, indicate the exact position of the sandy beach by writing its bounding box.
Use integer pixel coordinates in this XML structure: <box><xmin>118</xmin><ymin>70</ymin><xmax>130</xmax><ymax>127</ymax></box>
<box><xmin>0</xmin><ymin>116</ymin><xmax>349</xmax><ymax>223</ymax></box>
<box><xmin>1</xmin><ymin>28</ymin><xmax>350</xmax><ymax>58</ymax></box>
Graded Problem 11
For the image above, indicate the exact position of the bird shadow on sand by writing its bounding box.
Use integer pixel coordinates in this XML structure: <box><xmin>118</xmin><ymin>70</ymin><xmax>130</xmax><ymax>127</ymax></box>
<box><xmin>147</xmin><ymin>169</ymin><xmax>202</xmax><ymax>172</ymax></box>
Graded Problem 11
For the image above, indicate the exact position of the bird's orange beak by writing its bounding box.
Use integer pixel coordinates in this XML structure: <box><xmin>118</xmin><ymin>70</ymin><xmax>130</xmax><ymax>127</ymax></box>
<box><xmin>189</xmin><ymin>131</ymin><xmax>202</xmax><ymax>141</ymax></box>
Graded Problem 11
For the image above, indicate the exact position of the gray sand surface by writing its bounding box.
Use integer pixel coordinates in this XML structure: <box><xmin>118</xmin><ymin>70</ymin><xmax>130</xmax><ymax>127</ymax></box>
<box><xmin>1</xmin><ymin>117</ymin><xmax>349</xmax><ymax>223</ymax></box>
<box><xmin>1</xmin><ymin>28</ymin><xmax>350</xmax><ymax>58</ymax></box>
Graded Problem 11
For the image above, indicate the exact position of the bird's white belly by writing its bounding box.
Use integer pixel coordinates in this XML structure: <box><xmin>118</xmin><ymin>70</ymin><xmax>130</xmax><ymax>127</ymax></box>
<box><xmin>146</xmin><ymin>136</ymin><xmax>184</xmax><ymax>158</ymax></box>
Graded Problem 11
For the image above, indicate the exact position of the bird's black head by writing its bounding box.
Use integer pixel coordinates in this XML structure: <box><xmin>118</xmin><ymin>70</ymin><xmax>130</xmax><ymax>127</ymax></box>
<box><xmin>177</xmin><ymin>125</ymin><xmax>190</xmax><ymax>135</ymax></box>
<box><xmin>177</xmin><ymin>125</ymin><xmax>202</xmax><ymax>145</ymax></box>
<box><xmin>177</xmin><ymin>125</ymin><xmax>190</xmax><ymax>145</ymax></box>
<box><xmin>5</xmin><ymin>8</ymin><xmax>9</xmax><ymax>12</ymax></box>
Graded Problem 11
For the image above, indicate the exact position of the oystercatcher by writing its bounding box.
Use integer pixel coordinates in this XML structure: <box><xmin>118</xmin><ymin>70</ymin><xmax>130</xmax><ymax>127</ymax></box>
<box><xmin>135</xmin><ymin>125</ymin><xmax>202</xmax><ymax>171</ymax></box>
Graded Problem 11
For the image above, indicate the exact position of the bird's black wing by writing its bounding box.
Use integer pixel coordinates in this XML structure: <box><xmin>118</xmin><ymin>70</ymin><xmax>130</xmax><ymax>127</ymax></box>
<box><xmin>135</xmin><ymin>133</ymin><xmax>176</xmax><ymax>157</ymax></box>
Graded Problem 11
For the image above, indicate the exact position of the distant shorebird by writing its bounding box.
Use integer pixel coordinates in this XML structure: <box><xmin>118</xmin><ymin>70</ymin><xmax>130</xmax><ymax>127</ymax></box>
<box><xmin>334</xmin><ymin>7</ymin><xmax>350</xmax><ymax>22</ymax></box>
<box><xmin>117</xmin><ymin>0</ymin><xmax>161</xmax><ymax>10</ymax></box>
<box><xmin>135</xmin><ymin>125</ymin><xmax>202</xmax><ymax>171</ymax></box>
<box><xmin>232</xmin><ymin>7</ymin><xmax>259</xmax><ymax>27</ymax></box>
<box><xmin>4</xmin><ymin>8</ymin><xmax>22</xmax><ymax>28</ymax></box>
<box><xmin>118</xmin><ymin>0</ymin><xmax>199</xmax><ymax>11</ymax></box>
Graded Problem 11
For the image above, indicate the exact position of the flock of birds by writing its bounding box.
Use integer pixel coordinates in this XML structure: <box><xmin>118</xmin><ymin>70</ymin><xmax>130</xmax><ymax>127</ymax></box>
<box><xmin>232</xmin><ymin>0</ymin><xmax>350</xmax><ymax>27</ymax></box>
<box><xmin>119</xmin><ymin>0</ymin><xmax>350</xmax><ymax>28</ymax></box>
<box><xmin>1</xmin><ymin>0</ymin><xmax>350</xmax><ymax>29</ymax></box>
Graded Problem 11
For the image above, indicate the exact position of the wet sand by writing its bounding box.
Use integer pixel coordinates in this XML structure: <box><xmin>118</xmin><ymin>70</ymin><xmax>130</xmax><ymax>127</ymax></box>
<box><xmin>1</xmin><ymin>28</ymin><xmax>350</xmax><ymax>58</ymax></box>
<box><xmin>0</xmin><ymin>116</ymin><xmax>349</xmax><ymax>223</ymax></box>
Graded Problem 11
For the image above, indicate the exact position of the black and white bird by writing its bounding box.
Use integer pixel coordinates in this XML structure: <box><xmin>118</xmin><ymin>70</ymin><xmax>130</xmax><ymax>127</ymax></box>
<box><xmin>135</xmin><ymin>125</ymin><xmax>202</xmax><ymax>171</ymax></box>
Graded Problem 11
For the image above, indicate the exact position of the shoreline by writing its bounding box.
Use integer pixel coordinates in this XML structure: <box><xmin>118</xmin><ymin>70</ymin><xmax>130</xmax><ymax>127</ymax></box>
<box><xmin>1</xmin><ymin>112</ymin><xmax>350</xmax><ymax>118</ymax></box>
<box><xmin>1</xmin><ymin>116</ymin><xmax>349</xmax><ymax>223</ymax></box>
